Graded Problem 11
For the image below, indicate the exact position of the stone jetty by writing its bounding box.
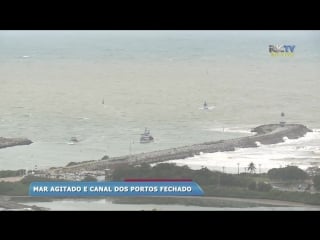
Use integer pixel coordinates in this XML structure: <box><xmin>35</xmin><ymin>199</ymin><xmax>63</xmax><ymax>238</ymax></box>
<box><xmin>55</xmin><ymin>124</ymin><xmax>312</xmax><ymax>173</ymax></box>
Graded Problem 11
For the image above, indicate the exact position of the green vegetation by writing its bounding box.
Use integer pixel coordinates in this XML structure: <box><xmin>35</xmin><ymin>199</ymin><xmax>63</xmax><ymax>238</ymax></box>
<box><xmin>0</xmin><ymin>175</ymin><xmax>67</xmax><ymax>196</ymax></box>
<box><xmin>2</xmin><ymin>163</ymin><xmax>319</xmax><ymax>206</ymax></box>
<box><xmin>0</xmin><ymin>169</ymin><xmax>26</xmax><ymax>178</ymax></box>
<box><xmin>0</xmin><ymin>182</ymin><xmax>29</xmax><ymax>196</ymax></box>
<box><xmin>257</xmin><ymin>182</ymin><xmax>272</xmax><ymax>192</ymax></box>
<box><xmin>112</xmin><ymin>163</ymin><xmax>320</xmax><ymax>205</ymax></box>
<box><xmin>247</xmin><ymin>162</ymin><xmax>256</xmax><ymax>174</ymax></box>
<box><xmin>112</xmin><ymin>163</ymin><xmax>269</xmax><ymax>191</ymax></box>
<box><xmin>268</xmin><ymin>166</ymin><xmax>308</xmax><ymax>181</ymax></box>
<box><xmin>313</xmin><ymin>175</ymin><xmax>320</xmax><ymax>191</ymax></box>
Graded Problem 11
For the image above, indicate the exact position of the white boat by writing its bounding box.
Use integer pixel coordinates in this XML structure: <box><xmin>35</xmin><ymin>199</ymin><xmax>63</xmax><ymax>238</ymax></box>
<box><xmin>140</xmin><ymin>128</ymin><xmax>154</xmax><ymax>144</ymax></box>
<box><xmin>200</xmin><ymin>101</ymin><xmax>215</xmax><ymax>110</ymax></box>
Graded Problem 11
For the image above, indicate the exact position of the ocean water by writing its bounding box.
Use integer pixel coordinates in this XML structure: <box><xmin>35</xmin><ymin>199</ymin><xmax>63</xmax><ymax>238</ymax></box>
<box><xmin>0</xmin><ymin>30</ymin><xmax>320</xmax><ymax>171</ymax></box>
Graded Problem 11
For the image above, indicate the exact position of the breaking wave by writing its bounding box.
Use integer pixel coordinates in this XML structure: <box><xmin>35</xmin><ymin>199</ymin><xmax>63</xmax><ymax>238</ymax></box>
<box><xmin>167</xmin><ymin>129</ymin><xmax>320</xmax><ymax>173</ymax></box>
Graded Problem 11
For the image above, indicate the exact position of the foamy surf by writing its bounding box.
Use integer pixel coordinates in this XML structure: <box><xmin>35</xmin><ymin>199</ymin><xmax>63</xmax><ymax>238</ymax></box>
<box><xmin>208</xmin><ymin>127</ymin><xmax>254</xmax><ymax>135</ymax></box>
<box><xmin>166</xmin><ymin>129</ymin><xmax>320</xmax><ymax>174</ymax></box>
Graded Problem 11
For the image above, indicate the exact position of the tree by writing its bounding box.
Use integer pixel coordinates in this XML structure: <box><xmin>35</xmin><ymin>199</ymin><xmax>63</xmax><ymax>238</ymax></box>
<box><xmin>248</xmin><ymin>181</ymin><xmax>256</xmax><ymax>190</ymax></box>
<box><xmin>268</xmin><ymin>166</ymin><xmax>308</xmax><ymax>181</ymax></box>
<box><xmin>248</xmin><ymin>162</ymin><xmax>256</xmax><ymax>174</ymax></box>
<box><xmin>257</xmin><ymin>182</ymin><xmax>272</xmax><ymax>192</ymax></box>
<box><xmin>313</xmin><ymin>175</ymin><xmax>320</xmax><ymax>191</ymax></box>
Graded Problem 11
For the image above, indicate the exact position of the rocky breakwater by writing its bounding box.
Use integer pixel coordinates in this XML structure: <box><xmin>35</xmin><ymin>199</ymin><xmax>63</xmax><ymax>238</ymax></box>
<box><xmin>57</xmin><ymin>124</ymin><xmax>311</xmax><ymax>173</ymax></box>
<box><xmin>0</xmin><ymin>137</ymin><xmax>32</xmax><ymax>149</ymax></box>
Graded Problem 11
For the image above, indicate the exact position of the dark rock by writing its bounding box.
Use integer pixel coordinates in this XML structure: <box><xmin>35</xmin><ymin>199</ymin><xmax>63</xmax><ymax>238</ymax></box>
<box><xmin>252</xmin><ymin>124</ymin><xmax>280</xmax><ymax>134</ymax></box>
<box><xmin>0</xmin><ymin>137</ymin><xmax>32</xmax><ymax>149</ymax></box>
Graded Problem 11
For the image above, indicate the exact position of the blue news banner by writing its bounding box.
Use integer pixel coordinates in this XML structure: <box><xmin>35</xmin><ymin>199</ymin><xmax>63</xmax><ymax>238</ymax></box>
<box><xmin>29</xmin><ymin>181</ymin><xmax>204</xmax><ymax>197</ymax></box>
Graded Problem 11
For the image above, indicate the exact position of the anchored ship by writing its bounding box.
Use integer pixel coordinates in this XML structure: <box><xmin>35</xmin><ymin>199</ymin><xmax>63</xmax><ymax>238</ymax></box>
<box><xmin>140</xmin><ymin>128</ymin><xmax>154</xmax><ymax>144</ymax></box>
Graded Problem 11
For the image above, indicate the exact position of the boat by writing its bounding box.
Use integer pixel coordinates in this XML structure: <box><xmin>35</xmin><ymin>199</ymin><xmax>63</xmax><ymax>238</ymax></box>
<box><xmin>70</xmin><ymin>137</ymin><xmax>79</xmax><ymax>143</ymax></box>
<box><xmin>199</xmin><ymin>101</ymin><xmax>215</xmax><ymax>110</ymax></box>
<box><xmin>140</xmin><ymin>128</ymin><xmax>154</xmax><ymax>144</ymax></box>
<box><xmin>203</xmin><ymin>101</ymin><xmax>208</xmax><ymax>110</ymax></box>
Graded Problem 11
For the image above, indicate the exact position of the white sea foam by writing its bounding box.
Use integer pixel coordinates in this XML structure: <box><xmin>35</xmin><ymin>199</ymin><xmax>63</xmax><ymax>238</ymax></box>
<box><xmin>167</xmin><ymin>130</ymin><xmax>320</xmax><ymax>173</ymax></box>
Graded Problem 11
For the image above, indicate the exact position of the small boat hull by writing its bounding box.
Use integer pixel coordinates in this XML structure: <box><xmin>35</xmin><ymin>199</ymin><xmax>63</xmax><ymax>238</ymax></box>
<box><xmin>140</xmin><ymin>138</ymin><xmax>154</xmax><ymax>144</ymax></box>
<box><xmin>140</xmin><ymin>128</ymin><xmax>154</xmax><ymax>144</ymax></box>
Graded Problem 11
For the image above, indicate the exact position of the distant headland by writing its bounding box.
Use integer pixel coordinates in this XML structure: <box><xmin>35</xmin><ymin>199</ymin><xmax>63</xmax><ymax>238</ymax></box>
<box><xmin>0</xmin><ymin>137</ymin><xmax>32</xmax><ymax>149</ymax></box>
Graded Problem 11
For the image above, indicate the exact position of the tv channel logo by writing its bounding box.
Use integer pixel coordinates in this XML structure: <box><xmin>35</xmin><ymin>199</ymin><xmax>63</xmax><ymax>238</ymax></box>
<box><xmin>269</xmin><ymin>44</ymin><xmax>295</xmax><ymax>56</ymax></box>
